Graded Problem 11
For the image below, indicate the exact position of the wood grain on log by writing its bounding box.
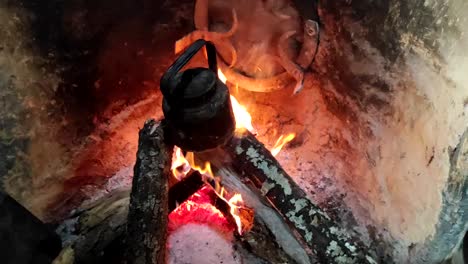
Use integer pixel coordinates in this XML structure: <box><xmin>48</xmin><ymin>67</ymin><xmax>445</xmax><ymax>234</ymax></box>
<box><xmin>235</xmin><ymin>215</ymin><xmax>300</xmax><ymax>263</ymax></box>
<box><xmin>125</xmin><ymin>119</ymin><xmax>173</xmax><ymax>264</ymax></box>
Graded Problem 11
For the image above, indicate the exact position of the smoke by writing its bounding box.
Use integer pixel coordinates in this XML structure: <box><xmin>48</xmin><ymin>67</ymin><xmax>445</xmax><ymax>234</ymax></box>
<box><xmin>208</xmin><ymin>0</ymin><xmax>302</xmax><ymax>78</ymax></box>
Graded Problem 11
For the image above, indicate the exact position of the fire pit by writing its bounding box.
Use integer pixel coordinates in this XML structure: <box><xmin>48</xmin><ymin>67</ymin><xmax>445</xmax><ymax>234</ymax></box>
<box><xmin>0</xmin><ymin>0</ymin><xmax>467</xmax><ymax>264</ymax></box>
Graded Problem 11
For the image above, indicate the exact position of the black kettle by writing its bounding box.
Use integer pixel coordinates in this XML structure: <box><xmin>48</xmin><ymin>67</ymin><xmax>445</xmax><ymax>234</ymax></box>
<box><xmin>160</xmin><ymin>39</ymin><xmax>235</xmax><ymax>152</ymax></box>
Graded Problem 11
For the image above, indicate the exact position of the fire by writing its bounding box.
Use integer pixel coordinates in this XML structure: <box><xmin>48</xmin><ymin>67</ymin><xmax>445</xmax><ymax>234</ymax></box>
<box><xmin>171</xmin><ymin>146</ymin><xmax>191</xmax><ymax>180</ymax></box>
<box><xmin>230</xmin><ymin>95</ymin><xmax>256</xmax><ymax>134</ymax></box>
<box><xmin>218</xmin><ymin>69</ymin><xmax>256</xmax><ymax>134</ymax></box>
<box><xmin>218</xmin><ymin>69</ymin><xmax>293</xmax><ymax>158</ymax></box>
<box><xmin>185</xmin><ymin>156</ymin><xmax>245</xmax><ymax>234</ymax></box>
<box><xmin>187</xmin><ymin>154</ymin><xmax>222</xmax><ymax>193</ymax></box>
<box><xmin>171</xmin><ymin>148</ymin><xmax>247</xmax><ymax>234</ymax></box>
<box><xmin>218</xmin><ymin>68</ymin><xmax>228</xmax><ymax>83</ymax></box>
<box><xmin>271</xmin><ymin>133</ymin><xmax>296</xmax><ymax>156</ymax></box>
<box><xmin>171</xmin><ymin>68</ymin><xmax>289</xmax><ymax>236</ymax></box>
<box><xmin>228</xmin><ymin>193</ymin><xmax>244</xmax><ymax>234</ymax></box>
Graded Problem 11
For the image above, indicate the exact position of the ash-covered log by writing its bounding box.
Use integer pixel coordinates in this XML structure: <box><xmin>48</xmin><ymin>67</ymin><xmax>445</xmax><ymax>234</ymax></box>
<box><xmin>55</xmin><ymin>182</ymin><xmax>302</xmax><ymax>264</ymax></box>
<box><xmin>202</xmin><ymin>129</ymin><xmax>378</xmax><ymax>264</ymax></box>
<box><xmin>54</xmin><ymin>120</ymin><xmax>305</xmax><ymax>264</ymax></box>
<box><xmin>124</xmin><ymin>119</ymin><xmax>173</xmax><ymax>264</ymax></box>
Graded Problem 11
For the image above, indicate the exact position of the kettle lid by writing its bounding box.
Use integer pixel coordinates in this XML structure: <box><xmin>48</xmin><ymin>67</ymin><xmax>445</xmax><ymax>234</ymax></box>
<box><xmin>163</xmin><ymin>67</ymin><xmax>217</xmax><ymax>105</ymax></box>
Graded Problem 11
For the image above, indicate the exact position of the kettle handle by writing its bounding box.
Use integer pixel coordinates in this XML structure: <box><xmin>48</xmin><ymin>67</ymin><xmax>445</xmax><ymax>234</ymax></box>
<box><xmin>160</xmin><ymin>39</ymin><xmax>218</xmax><ymax>98</ymax></box>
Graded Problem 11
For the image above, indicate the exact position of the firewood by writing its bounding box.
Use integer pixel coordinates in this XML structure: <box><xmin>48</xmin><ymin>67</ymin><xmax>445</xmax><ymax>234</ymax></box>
<box><xmin>59</xmin><ymin>120</ymin><xmax>300</xmax><ymax>264</ymax></box>
<box><xmin>168</xmin><ymin>171</ymin><xmax>205</xmax><ymax>212</ymax></box>
<box><xmin>203</xmin><ymin>129</ymin><xmax>378</xmax><ymax>264</ymax></box>
<box><xmin>124</xmin><ymin>119</ymin><xmax>173</xmax><ymax>264</ymax></box>
<box><xmin>214</xmin><ymin>167</ymin><xmax>314</xmax><ymax>264</ymax></box>
<box><xmin>54</xmin><ymin>135</ymin><xmax>307</xmax><ymax>264</ymax></box>
<box><xmin>55</xmin><ymin>184</ymin><xmax>301</xmax><ymax>264</ymax></box>
<box><xmin>169</xmin><ymin>171</ymin><xmax>301</xmax><ymax>263</ymax></box>
<box><xmin>234</xmin><ymin>215</ymin><xmax>301</xmax><ymax>264</ymax></box>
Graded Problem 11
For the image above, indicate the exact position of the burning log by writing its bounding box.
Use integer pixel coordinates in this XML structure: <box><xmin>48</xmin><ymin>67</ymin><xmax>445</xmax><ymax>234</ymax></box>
<box><xmin>201</xmin><ymin>129</ymin><xmax>378</xmax><ymax>264</ymax></box>
<box><xmin>124</xmin><ymin>119</ymin><xmax>172</xmax><ymax>264</ymax></box>
<box><xmin>168</xmin><ymin>171</ymin><xmax>205</xmax><ymax>212</ymax></box>
<box><xmin>169</xmin><ymin>169</ymin><xmax>241</xmax><ymax>232</ymax></box>
<box><xmin>54</xmin><ymin>121</ymin><xmax>304</xmax><ymax>264</ymax></box>
<box><xmin>169</xmin><ymin>170</ymin><xmax>309</xmax><ymax>263</ymax></box>
<box><xmin>54</xmin><ymin>178</ymin><xmax>304</xmax><ymax>264</ymax></box>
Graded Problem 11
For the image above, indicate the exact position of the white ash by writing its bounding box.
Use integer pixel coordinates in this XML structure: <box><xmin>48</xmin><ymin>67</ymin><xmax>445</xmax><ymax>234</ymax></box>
<box><xmin>80</xmin><ymin>166</ymin><xmax>133</xmax><ymax>208</ymax></box>
<box><xmin>167</xmin><ymin>223</ymin><xmax>241</xmax><ymax>264</ymax></box>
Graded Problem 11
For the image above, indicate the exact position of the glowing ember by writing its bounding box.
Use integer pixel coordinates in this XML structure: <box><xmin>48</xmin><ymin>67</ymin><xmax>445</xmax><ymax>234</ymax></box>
<box><xmin>218</xmin><ymin>69</ymin><xmax>256</xmax><ymax>134</ymax></box>
<box><xmin>271</xmin><ymin>133</ymin><xmax>296</xmax><ymax>156</ymax></box>
<box><xmin>188</xmin><ymin>159</ymin><xmax>247</xmax><ymax>234</ymax></box>
<box><xmin>168</xmin><ymin>186</ymin><xmax>232</xmax><ymax>234</ymax></box>
<box><xmin>170</xmin><ymin>149</ymin><xmax>248</xmax><ymax>234</ymax></box>
<box><xmin>228</xmin><ymin>193</ymin><xmax>244</xmax><ymax>234</ymax></box>
<box><xmin>171</xmin><ymin>146</ymin><xmax>191</xmax><ymax>180</ymax></box>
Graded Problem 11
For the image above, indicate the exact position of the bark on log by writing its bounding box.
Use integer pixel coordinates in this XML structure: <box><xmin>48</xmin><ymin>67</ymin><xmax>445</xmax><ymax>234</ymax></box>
<box><xmin>205</xmin><ymin>129</ymin><xmax>378</xmax><ymax>264</ymax></box>
<box><xmin>55</xmin><ymin>189</ymin><xmax>130</xmax><ymax>264</ymax></box>
<box><xmin>235</xmin><ymin>215</ymin><xmax>301</xmax><ymax>264</ymax></box>
<box><xmin>54</xmin><ymin>126</ymin><xmax>301</xmax><ymax>263</ymax></box>
<box><xmin>55</xmin><ymin>186</ymin><xmax>302</xmax><ymax>264</ymax></box>
<box><xmin>124</xmin><ymin>119</ymin><xmax>172</xmax><ymax>264</ymax></box>
<box><xmin>54</xmin><ymin>183</ymin><xmax>302</xmax><ymax>264</ymax></box>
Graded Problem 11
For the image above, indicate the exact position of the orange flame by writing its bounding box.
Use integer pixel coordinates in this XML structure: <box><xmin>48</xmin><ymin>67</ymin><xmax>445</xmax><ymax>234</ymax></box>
<box><xmin>230</xmin><ymin>95</ymin><xmax>256</xmax><ymax>134</ymax></box>
<box><xmin>188</xmin><ymin>155</ymin><xmax>222</xmax><ymax>193</ymax></box>
<box><xmin>218</xmin><ymin>69</ymin><xmax>256</xmax><ymax>134</ymax></box>
<box><xmin>228</xmin><ymin>193</ymin><xmax>244</xmax><ymax>234</ymax></box>
<box><xmin>271</xmin><ymin>133</ymin><xmax>296</xmax><ymax>156</ymax></box>
<box><xmin>170</xmin><ymin>149</ymin><xmax>246</xmax><ymax>234</ymax></box>
<box><xmin>171</xmin><ymin>146</ymin><xmax>191</xmax><ymax>180</ymax></box>
<box><xmin>169</xmin><ymin>68</ymin><xmax>258</xmax><ymax>235</ymax></box>
<box><xmin>218</xmin><ymin>68</ymin><xmax>228</xmax><ymax>84</ymax></box>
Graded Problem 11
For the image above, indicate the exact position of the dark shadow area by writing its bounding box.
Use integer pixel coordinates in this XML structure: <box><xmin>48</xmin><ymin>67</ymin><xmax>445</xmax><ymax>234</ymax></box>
<box><xmin>10</xmin><ymin>0</ymin><xmax>193</xmax><ymax>138</ymax></box>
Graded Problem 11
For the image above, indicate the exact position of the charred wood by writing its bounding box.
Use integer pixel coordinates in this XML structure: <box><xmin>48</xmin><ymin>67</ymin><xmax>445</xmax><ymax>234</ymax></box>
<box><xmin>215</xmin><ymin>167</ymin><xmax>314</xmax><ymax>264</ymax></box>
<box><xmin>168</xmin><ymin>171</ymin><xmax>298</xmax><ymax>263</ymax></box>
<box><xmin>168</xmin><ymin>171</ymin><xmax>205</xmax><ymax>212</ymax></box>
<box><xmin>54</xmin><ymin>185</ymin><xmax>299</xmax><ymax>264</ymax></box>
<box><xmin>124</xmin><ymin>119</ymin><xmax>172</xmax><ymax>264</ymax></box>
<box><xmin>168</xmin><ymin>170</ymin><xmax>239</xmax><ymax>229</ymax></box>
<box><xmin>53</xmin><ymin>125</ymin><xmax>302</xmax><ymax>263</ymax></box>
<box><xmin>234</xmin><ymin>215</ymin><xmax>299</xmax><ymax>264</ymax></box>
